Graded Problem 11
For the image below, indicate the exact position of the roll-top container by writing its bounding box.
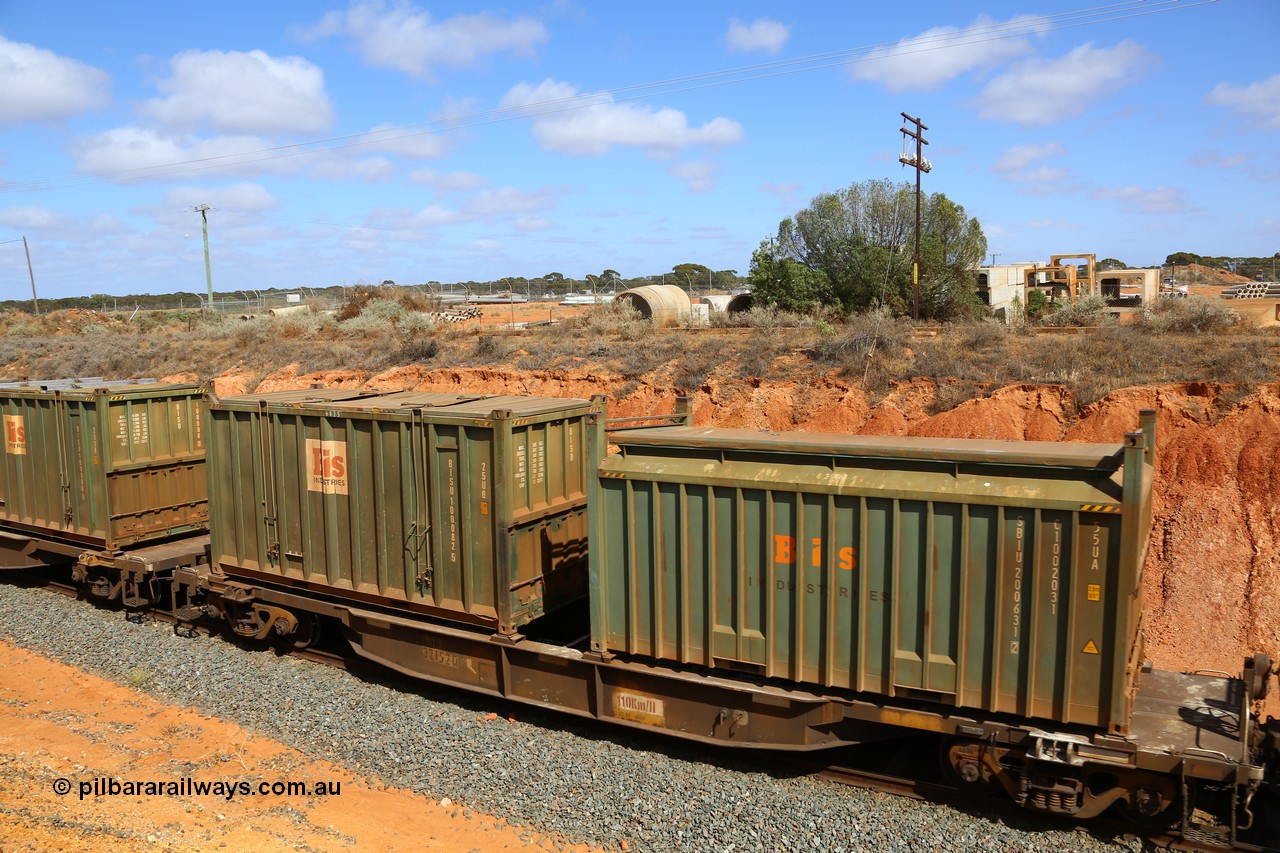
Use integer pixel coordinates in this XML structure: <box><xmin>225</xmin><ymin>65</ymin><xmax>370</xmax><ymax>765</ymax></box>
<box><xmin>589</xmin><ymin>413</ymin><xmax>1157</xmax><ymax>733</ymax></box>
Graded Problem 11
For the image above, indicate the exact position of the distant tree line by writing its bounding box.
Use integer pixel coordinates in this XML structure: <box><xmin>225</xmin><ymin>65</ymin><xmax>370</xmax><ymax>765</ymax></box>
<box><xmin>1165</xmin><ymin>252</ymin><xmax>1280</xmax><ymax>281</ymax></box>
<box><xmin>0</xmin><ymin>266</ymin><xmax>748</xmax><ymax>314</ymax></box>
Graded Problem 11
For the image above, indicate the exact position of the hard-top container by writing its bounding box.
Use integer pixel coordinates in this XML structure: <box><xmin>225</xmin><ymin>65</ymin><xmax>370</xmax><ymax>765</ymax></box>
<box><xmin>0</xmin><ymin>380</ymin><xmax>209</xmax><ymax>549</ymax></box>
<box><xmin>208</xmin><ymin>390</ymin><xmax>602</xmax><ymax>634</ymax></box>
<box><xmin>589</xmin><ymin>415</ymin><xmax>1156</xmax><ymax>733</ymax></box>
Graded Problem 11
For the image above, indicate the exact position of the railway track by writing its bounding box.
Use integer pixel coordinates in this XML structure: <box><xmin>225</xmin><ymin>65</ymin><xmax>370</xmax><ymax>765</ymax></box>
<box><xmin>11</xmin><ymin>569</ymin><xmax>1266</xmax><ymax>853</ymax></box>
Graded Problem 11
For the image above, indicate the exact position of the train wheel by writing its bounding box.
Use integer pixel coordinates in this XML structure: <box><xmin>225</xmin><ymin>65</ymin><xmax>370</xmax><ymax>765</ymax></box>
<box><xmin>1113</xmin><ymin>773</ymin><xmax>1184</xmax><ymax>829</ymax></box>
<box><xmin>940</xmin><ymin>737</ymin><xmax>999</xmax><ymax>793</ymax></box>
<box><xmin>288</xmin><ymin>612</ymin><xmax>321</xmax><ymax>650</ymax></box>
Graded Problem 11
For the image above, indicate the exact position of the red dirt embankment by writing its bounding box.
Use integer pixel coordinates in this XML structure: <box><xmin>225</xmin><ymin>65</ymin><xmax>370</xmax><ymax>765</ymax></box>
<box><xmin>202</xmin><ymin>365</ymin><xmax>1280</xmax><ymax>693</ymax></box>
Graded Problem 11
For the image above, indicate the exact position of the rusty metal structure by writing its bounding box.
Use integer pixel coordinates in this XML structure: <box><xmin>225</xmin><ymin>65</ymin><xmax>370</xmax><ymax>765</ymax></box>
<box><xmin>0</xmin><ymin>383</ymin><xmax>1277</xmax><ymax>849</ymax></box>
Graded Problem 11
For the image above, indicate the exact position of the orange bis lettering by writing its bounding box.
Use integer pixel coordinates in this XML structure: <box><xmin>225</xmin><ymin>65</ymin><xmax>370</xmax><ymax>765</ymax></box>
<box><xmin>773</xmin><ymin>535</ymin><xmax>858</xmax><ymax>570</ymax></box>
<box><xmin>311</xmin><ymin>447</ymin><xmax>346</xmax><ymax>479</ymax></box>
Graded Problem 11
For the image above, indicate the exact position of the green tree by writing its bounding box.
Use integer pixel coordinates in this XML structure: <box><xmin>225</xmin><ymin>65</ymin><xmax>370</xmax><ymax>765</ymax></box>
<box><xmin>671</xmin><ymin>263</ymin><xmax>712</xmax><ymax>290</ymax></box>
<box><xmin>747</xmin><ymin>242</ymin><xmax>828</xmax><ymax>312</ymax></box>
<box><xmin>1165</xmin><ymin>252</ymin><xmax>1201</xmax><ymax>267</ymax></box>
<box><xmin>1096</xmin><ymin>258</ymin><xmax>1126</xmax><ymax>270</ymax></box>
<box><xmin>711</xmin><ymin>269</ymin><xmax>740</xmax><ymax>289</ymax></box>
<box><xmin>754</xmin><ymin>179</ymin><xmax>986</xmax><ymax>319</ymax></box>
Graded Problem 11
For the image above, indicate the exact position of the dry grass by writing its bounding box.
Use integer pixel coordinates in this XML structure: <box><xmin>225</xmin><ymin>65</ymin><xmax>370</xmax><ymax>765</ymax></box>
<box><xmin>0</xmin><ymin>305</ymin><xmax>1274</xmax><ymax>413</ymax></box>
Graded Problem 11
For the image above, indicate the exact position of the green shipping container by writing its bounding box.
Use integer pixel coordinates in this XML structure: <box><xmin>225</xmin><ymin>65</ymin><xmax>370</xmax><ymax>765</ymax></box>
<box><xmin>0</xmin><ymin>381</ymin><xmax>209</xmax><ymax>549</ymax></box>
<box><xmin>208</xmin><ymin>390</ymin><xmax>601</xmax><ymax>634</ymax></box>
<box><xmin>589</xmin><ymin>415</ymin><xmax>1156</xmax><ymax>734</ymax></box>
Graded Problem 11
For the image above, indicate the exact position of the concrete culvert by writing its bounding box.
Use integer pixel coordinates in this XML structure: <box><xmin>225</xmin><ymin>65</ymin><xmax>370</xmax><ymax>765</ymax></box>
<box><xmin>613</xmin><ymin>285</ymin><xmax>691</xmax><ymax>327</ymax></box>
<box><xmin>726</xmin><ymin>293</ymin><xmax>753</xmax><ymax>314</ymax></box>
<box><xmin>267</xmin><ymin>304</ymin><xmax>311</xmax><ymax>318</ymax></box>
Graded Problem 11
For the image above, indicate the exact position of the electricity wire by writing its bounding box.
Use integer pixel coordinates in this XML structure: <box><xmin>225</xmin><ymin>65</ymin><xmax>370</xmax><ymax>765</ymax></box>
<box><xmin>0</xmin><ymin>0</ymin><xmax>1214</xmax><ymax>194</ymax></box>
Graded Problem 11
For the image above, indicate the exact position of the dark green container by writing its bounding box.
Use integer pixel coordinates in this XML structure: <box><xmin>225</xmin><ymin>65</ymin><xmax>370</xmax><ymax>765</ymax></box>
<box><xmin>0</xmin><ymin>381</ymin><xmax>209</xmax><ymax>549</ymax></box>
<box><xmin>589</xmin><ymin>415</ymin><xmax>1156</xmax><ymax>733</ymax></box>
<box><xmin>208</xmin><ymin>390</ymin><xmax>602</xmax><ymax>634</ymax></box>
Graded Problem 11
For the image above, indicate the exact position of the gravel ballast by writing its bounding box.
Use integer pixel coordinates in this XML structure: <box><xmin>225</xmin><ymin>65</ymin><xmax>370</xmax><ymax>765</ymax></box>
<box><xmin>0</xmin><ymin>582</ymin><xmax>1143</xmax><ymax>852</ymax></box>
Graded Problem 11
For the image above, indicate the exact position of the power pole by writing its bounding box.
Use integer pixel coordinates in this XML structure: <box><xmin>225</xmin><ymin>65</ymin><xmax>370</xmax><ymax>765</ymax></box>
<box><xmin>990</xmin><ymin>253</ymin><xmax>1001</xmax><ymax>266</ymax></box>
<box><xmin>899</xmin><ymin>112</ymin><xmax>931</xmax><ymax>321</ymax></box>
<box><xmin>194</xmin><ymin>204</ymin><xmax>214</xmax><ymax>309</ymax></box>
<box><xmin>21</xmin><ymin>235</ymin><xmax>38</xmax><ymax>314</ymax></box>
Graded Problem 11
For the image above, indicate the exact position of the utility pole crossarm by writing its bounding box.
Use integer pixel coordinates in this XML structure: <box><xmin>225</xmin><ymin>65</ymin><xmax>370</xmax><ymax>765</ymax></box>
<box><xmin>193</xmin><ymin>204</ymin><xmax>213</xmax><ymax>310</ymax></box>
<box><xmin>898</xmin><ymin>112</ymin><xmax>932</xmax><ymax>321</ymax></box>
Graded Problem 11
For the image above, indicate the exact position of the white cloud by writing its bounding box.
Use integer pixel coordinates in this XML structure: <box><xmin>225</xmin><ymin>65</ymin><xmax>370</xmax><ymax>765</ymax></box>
<box><xmin>1090</xmin><ymin>185</ymin><xmax>1188</xmax><ymax>215</ymax></box>
<box><xmin>71</xmin><ymin>126</ymin><xmax>403</xmax><ymax>182</ymax></box>
<box><xmin>464</xmin><ymin>186</ymin><xmax>552</xmax><ymax>217</ymax></box>
<box><xmin>71</xmin><ymin>127</ymin><xmax>287</xmax><ymax>179</ymax></box>
<box><xmin>669</xmin><ymin>161</ymin><xmax>717</xmax><ymax>193</ymax></box>
<box><xmin>724</xmin><ymin>18</ymin><xmax>789</xmax><ymax>55</ymax></box>
<box><xmin>300</xmin><ymin>1</ymin><xmax>547</xmax><ymax>80</ymax></box>
<box><xmin>408</xmin><ymin>168</ymin><xmax>488</xmax><ymax>192</ymax></box>
<box><xmin>411</xmin><ymin>205</ymin><xmax>459</xmax><ymax>227</ymax></box>
<box><xmin>163</xmin><ymin>182</ymin><xmax>279</xmax><ymax>213</ymax></box>
<box><xmin>514</xmin><ymin>214</ymin><xmax>551</xmax><ymax>231</ymax></box>
<box><xmin>86</xmin><ymin>214</ymin><xmax>130</xmax><ymax>235</ymax></box>
<box><xmin>1205</xmin><ymin>74</ymin><xmax>1280</xmax><ymax>130</ymax></box>
<box><xmin>974</xmin><ymin>41</ymin><xmax>1152</xmax><ymax>127</ymax></box>
<box><xmin>1187</xmin><ymin>149</ymin><xmax>1247</xmax><ymax>169</ymax></box>
<box><xmin>0</xmin><ymin>36</ymin><xmax>111</xmax><ymax>124</ymax></box>
<box><xmin>470</xmin><ymin>238</ymin><xmax>504</xmax><ymax>252</ymax></box>
<box><xmin>850</xmin><ymin>15</ymin><xmax>1044</xmax><ymax>93</ymax></box>
<box><xmin>139</xmin><ymin>49</ymin><xmax>332</xmax><ymax>135</ymax></box>
<box><xmin>991</xmin><ymin>142</ymin><xmax>1079</xmax><ymax>193</ymax></box>
<box><xmin>499</xmin><ymin>79</ymin><xmax>743</xmax><ymax>156</ymax></box>
<box><xmin>310</xmin><ymin>156</ymin><xmax>397</xmax><ymax>182</ymax></box>
<box><xmin>992</xmin><ymin>142</ymin><xmax>1066</xmax><ymax>173</ymax></box>
<box><xmin>358</xmin><ymin>123</ymin><xmax>451</xmax><ymax>160</ymax></box>
<box><xmin>0</xmin><ymin>206</ymin><xmax>70</xmax><ymax>230</ymax></box>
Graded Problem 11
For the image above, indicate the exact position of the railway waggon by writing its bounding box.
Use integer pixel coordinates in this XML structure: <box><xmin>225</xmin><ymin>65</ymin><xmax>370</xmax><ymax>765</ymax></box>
<box><xmin>0</xmin><ymin>379</ymin><xmax>1277</xmax><ymax>850</ymax></box>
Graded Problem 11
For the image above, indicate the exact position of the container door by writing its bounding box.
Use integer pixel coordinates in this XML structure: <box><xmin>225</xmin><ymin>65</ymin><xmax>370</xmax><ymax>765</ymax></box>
<box><xmin>889</xmin><ymin>501</ymin><xmax>960</xmax><ymax>697</ymax></box>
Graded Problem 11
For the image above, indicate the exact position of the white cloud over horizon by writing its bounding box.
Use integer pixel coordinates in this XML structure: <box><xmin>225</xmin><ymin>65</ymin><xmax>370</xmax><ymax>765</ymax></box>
<box><xmin>299</xmin><ymin>0</ymin><xmax>547</xmax><ymax>80</ymax></box>
<box><xmin>1205</xmin><ymin>73</ymin><xmax>1280</xmax><ymax>130</ymax></box>
<box><xmin>499</xmin><ymin>79</ymin><xmax>743</xmax><ymax>156</ymax></box>
<box><xmin>1091</xmin><ymin>185</ymin><xmax>1189</xmax><ymax>215</ymax></box>
<box><xmin>849</xmin><ymin>15</ymin><xmax>1044</xmax><ymax>93</ymax></box>
<box><xmin>974</xmin><ymin>41</ymin><xmax>1153</xmax><ymax>127</ymax></box>
<box><xmin>0</xmin><ymin>36</ymin><xmax>111</xmax><ymax>125</ymax></box>
<box><xmin>724</xmin><ymin>18</ymin><xmax>789</xmax><ymax>55</ymax></box>
<box><xmin>139</xmin><ymin>49</ymin><xmax>333</xmax><ymax>136</ymax></box>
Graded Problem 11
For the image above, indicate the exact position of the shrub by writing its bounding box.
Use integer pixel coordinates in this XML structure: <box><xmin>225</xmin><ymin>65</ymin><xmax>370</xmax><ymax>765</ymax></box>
<box><xmin>397</xmin><ymin>312</ymin><xmax>438</xmax><ymax>336</ymax></box>
<box><xmin>1038</xmin><ymin>295</ymin><xmax>1111</xmax><ymax>327</ymax></box>
<box><xmin>710</xmin><ymin>305</ymin><xmax>823</xmax><ymax>330</ymax></box>
<box><xmin>568</xmin><ymin>302</ymin><xmax>645</xmax><ymax>338</ymax></box>
<box><xmin>811</xmin><ymin>308</ymin><xmax>912</xmax><ymax>391</ymax></box>
<box><xmin>1139</xmin><ymin>296</ymin><xmax>1242</xmax><ymax>335</ymax></box>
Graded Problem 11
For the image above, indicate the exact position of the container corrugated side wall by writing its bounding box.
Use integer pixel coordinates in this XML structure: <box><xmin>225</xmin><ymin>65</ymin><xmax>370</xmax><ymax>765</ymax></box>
<box><xmin>0</xmin><ymin>394</ymin><xmax>64</xmax><ymax>532</ymax></box>
<box><xmin>591</xmin><ymin>430</ymin><xmax>1153</xmax><ymax>732</ymax></box>
<box><xmin>208</xmin><ymin>395</ymin><xmax>599</xmax><ymax>633</ymax></box>
<box><xmin>0</xmin><ymin>384</ymin><xmax>207</xmax><ymax>548</ymax></box>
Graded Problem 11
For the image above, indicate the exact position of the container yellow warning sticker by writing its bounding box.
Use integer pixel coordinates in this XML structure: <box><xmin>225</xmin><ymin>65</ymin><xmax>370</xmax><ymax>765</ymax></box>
<box><xmin>1086</xmin><ymin>584</ymin><xmax>1101</xmax><ymax>601</ymax></box>
<box><xmin>1082</xmin><ymin>640</ymin><xmax>1100</xmax><ymax>654</ymax></box>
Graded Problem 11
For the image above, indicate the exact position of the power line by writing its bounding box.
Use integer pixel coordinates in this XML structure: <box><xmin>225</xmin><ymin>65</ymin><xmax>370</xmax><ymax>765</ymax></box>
<box><xmin>0</xmin><ymin>0</ymin><xmax>1213</xmax><ymax>194</ymax></box>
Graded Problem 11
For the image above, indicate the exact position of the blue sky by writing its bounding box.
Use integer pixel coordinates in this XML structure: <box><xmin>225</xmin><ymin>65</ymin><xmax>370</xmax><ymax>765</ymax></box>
<box><xmin>0</xmin><ymin>0</ymin><xmax>1277</xmax><ymax>299</ymax></box>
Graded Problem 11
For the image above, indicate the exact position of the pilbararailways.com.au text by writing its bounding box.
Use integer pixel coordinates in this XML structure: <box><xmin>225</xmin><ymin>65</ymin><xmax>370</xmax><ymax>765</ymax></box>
<box><xmin>53</xmin><ymin>776</ymin><xmax>342</xmax><ymax>801</ymax></box>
